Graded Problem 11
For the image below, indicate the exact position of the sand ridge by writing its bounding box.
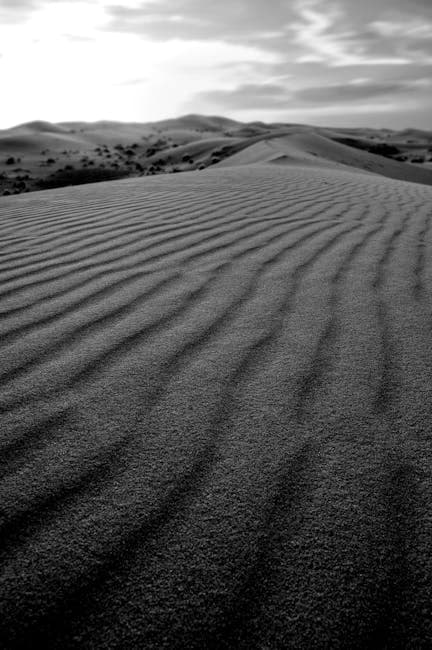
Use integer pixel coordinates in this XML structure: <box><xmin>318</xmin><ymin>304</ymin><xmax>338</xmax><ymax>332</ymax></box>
<box><xmin>1</xmin><ymin>163</ymin><xmax>432</xmax><ymax>647</ymax></box>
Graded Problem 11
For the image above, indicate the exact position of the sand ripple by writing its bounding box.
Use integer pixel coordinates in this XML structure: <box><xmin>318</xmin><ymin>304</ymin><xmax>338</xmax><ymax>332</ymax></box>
<box><xmin>1</xmin><ymin>165</ymin><xmax>432</xmax><ymax>648</ymax></box>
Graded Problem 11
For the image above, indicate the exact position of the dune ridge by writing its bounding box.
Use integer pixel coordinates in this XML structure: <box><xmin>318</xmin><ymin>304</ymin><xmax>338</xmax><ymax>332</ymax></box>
<box><xmin>1</xmin><ymin>162</ymin><xmax>432</xmax><ymax>648</ymax></box>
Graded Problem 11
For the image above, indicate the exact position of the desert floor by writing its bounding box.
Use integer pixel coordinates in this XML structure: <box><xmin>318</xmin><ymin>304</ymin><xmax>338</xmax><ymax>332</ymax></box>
<box><xmin>1</xmin><ymin>150</ymin><xmax>432</xmax><ymax>647</ymax></box>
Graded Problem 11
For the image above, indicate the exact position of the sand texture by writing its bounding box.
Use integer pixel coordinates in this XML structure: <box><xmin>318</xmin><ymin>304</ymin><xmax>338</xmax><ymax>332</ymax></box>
<box><xmin>1</xmin><ymin>161</ymin><xmax>432</xmax><ymax>648</ymax></box>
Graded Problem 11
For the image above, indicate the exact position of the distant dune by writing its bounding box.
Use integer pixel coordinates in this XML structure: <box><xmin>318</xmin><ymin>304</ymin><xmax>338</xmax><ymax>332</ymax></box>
<box><xmin>1</xmin><ymin>115</ymin><xmax>432</xmax><ymax>196</ymax></box>
<box><xmin>2</xmin><ymin>150</ymin><xmax>432</xmax><ymax>647</ymax></box>
<box><xmin>215</xmin><ymin>131</ymin><xmax>432</xmax><ymax>185</ymax></box>
<box><xmin>4</xmin><ymin>121</ymin><xmax>72</xmax><ymax>135</ymax></box>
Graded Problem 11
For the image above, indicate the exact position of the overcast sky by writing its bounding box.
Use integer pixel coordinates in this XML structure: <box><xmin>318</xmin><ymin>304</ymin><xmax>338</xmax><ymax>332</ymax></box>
<box><xmin>1</xmin><ymin>0</ymin><xmax>431</xmax><ymax>129</ymax></box>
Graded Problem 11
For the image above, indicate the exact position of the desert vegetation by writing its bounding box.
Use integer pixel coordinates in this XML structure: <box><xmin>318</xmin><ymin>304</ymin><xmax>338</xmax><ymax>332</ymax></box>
<box><xmin>37</xmin><ymin>166</ymin><xmax>130</xmax><ymax>189</ymax></box>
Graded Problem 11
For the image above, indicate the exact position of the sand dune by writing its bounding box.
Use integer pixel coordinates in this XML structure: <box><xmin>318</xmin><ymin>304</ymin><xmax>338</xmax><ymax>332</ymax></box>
<box><xmin>1</xmin><ymin>160</ymin><xmax>432</xmax><ymax>648</ymax></box>
<box><xmin>2</xmin><ymin>116</ymin><xmax>432</xmax><ymax>197</ymax></box>
<box><xmin>215</xmin><ymin>132</ymin><xmax>432</xmax><ymax>186</ymax></box>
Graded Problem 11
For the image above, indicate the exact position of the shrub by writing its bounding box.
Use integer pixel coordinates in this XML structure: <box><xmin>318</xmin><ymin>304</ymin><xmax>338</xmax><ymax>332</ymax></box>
<box><xmin>368</xmin><ymin>143</ymin><xmax>400</xmax><ymax>158</ymax></box>
<box><xmin>5</xmin><ymin>157</ymin><xmax>15</xmax><ymax>165</ymax></box>
<box><xmin>37</xmin><ymin>167</ymin><xmax>130</xmax><ymax>189</ymax></box>
<box><xmin>334</xmin><ymin>138</ymin><xmax>400</xmax><ymax>158</ymax></box>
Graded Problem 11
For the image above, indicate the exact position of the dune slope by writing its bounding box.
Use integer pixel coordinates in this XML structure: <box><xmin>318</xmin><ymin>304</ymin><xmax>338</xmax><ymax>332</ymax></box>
<box><xmin>216</xmin><ymin>132</ymin><xmax>432</xmax><ymax>185</ymax></box>
<box><xmin>1</xmin><ymin>163</ymin><xmax>432</xmax><ymax>648</ymax></box>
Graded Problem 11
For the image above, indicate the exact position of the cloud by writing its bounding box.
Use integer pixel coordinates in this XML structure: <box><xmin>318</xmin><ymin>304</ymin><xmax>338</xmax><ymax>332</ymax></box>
<box><xmin>0</xmin><ymin>0</ymin><xmax>76</xmax><ymax>24</ymax></box>
<box><xmin>0</xmin><ymin>0</ymin><xmax>35</xmax><ymax>24</ymax></box>
<box><xmin>5</xmin><ymin>0</ymin><xmax>432</xmax><ymax>69</ymax></box>
<box><xmin>194</xmin><ymin>75</ymin><xmax>431</xmax><ymax>113</ymax></box>
<box><xmin>295</xmin><ymin>80</ymin><xmax>414</xmax><ymax>102</ymax></box>
<box><xmin>105</xmin><ymin>0</ymin><xmax>292</xmax><ymax>47</ymax></box>
<box><xmin>291</xmin><ymin>0</ymin><xmax>413</xmax><ymax>66</ymax></box>
<box><xmin>104</xmin><ymin>0</ymin><xmax>432</xmax><ymax>69</ymax></box>
<box><xmin>0</xmin><ymin>0</ymin><xmax>35</xmax><ymax>7</ymax></box>
<box><xmin>196</xmin><ymin>83</ymin><xmax>291</xmax><ymax>110</ymax></box>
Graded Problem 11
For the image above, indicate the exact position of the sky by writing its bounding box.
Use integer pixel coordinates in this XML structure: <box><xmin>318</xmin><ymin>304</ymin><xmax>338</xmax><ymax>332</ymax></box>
<box><xmin>0</xmin><ymin>0</ymin><xmax>431</xmax><ymax>129</ymax></box>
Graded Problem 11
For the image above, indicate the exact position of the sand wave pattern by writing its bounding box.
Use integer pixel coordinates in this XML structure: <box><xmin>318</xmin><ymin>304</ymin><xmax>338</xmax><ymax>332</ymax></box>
<box><xmin>1</xmin><ymin>164</ymin><xmax>432</xmax><ymax>649</ymax></box>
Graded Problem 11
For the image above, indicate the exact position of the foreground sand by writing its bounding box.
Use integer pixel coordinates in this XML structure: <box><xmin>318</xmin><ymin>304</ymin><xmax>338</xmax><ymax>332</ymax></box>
<box><xmin>1</xmin><ymin>162</ymin><xmax>432</xmax><ymax>648</ymax></box>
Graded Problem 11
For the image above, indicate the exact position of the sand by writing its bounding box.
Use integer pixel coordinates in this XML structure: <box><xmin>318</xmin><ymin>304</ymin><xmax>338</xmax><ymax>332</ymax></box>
<box><xmin>1</xmin><ymin>116</ymin><xmax>432</xmax><ymax>196</ymax></box>
<box><xmin>1</xmin><ymin>152</ymin><xmax>432</xmax><ymax>648</ymax></box>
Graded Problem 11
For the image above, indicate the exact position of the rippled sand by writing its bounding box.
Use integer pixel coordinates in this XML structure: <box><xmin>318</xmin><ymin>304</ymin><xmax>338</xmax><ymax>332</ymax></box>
<box><xmin>1</xmin><ymin>162</ymin><xmax>432</xmax><ymax>648</ymax></box>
